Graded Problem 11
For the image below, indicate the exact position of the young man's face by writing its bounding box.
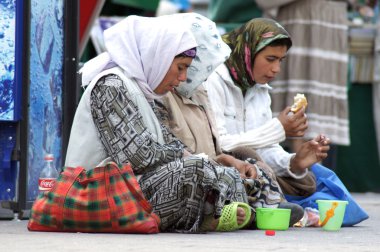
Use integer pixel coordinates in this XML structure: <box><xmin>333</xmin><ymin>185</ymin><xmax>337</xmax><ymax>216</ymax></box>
<box><xmin>252</xmin><ymin>45</ymin><xmax>288</xmax><ymax>84</ymax></box>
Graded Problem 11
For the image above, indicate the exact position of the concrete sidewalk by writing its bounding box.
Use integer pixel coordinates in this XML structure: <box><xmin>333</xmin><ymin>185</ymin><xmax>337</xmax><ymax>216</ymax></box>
<box><xmin>0</xmin><ymin>193</ymin><xmax>378</xmax><ymax>252</ymax></box>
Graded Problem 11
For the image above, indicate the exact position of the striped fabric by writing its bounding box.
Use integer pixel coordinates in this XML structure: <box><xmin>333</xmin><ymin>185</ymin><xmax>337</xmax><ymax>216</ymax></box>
<box><xmin>270</xmin><ymin>0</ymin><xmax>350</xmax><ymax>145</ymax></box>
<box><xmin>28</xmin><ymin>162</ymin><xmax>160</xmax><ymax>233</ymax></box>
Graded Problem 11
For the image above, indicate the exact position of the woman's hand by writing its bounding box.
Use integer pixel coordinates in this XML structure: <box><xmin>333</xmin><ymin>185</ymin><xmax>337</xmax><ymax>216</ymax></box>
<box><xmin>231</xmin><ymin>159</ymin><xmax>257</xmax><ymax>179</ymax></box>
<box><xmin>277</xmin><ymin>106</ymin><xmax>308</xmax><ymax>137</ymax></box>
<box><xmin>290</xmin><ymin>134</ymin><xmax>331</xmax><ymax>174</ymax></box>
<box><xmin>215</xmin><ymin>154</ymin><xmax>257</xmax><ymax>179</ymax></box>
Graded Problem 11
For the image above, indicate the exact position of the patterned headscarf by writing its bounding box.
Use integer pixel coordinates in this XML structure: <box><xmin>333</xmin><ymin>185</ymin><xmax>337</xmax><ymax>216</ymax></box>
<box><xmin>223</xmin><ymin>18</ymin><xmax>292</xmax><ymax>92</ymax></box>
<box><xmin>168</xmin><ymin>13</ymin><xmax>231</xmax><ymax>98</ymax></box>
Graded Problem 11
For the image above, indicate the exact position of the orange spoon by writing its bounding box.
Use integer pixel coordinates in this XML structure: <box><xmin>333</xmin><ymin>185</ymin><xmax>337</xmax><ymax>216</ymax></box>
<box><xmin>319</xmin><ymin>202</ymin><xmax>338</xmax><ymax>227</ymax></box>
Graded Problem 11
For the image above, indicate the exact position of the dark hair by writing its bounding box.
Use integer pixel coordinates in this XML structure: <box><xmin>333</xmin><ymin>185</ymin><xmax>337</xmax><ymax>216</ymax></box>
<box><xmin>268</xmin><ymin>38</ymin><xmax>292</xmax><ymax>50</ymax></box>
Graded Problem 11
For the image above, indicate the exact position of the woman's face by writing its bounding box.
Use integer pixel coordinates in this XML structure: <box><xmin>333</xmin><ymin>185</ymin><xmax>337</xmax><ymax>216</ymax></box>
<box><xmin>154</xmin><ymin>57</ymin><xmax>193</xmax><ymax>95</ymax></box>
<box><xmin>252</xmin><ymin>45</ymin><xmax>288</xmax><ymax>84</ymax></box>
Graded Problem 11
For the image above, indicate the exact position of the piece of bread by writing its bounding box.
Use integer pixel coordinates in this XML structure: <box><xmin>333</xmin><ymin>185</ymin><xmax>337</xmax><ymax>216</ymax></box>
<box><xmin>290</xmin><ymin>93</ymin><xmax>308</xmax><ymax>113</ymax></box>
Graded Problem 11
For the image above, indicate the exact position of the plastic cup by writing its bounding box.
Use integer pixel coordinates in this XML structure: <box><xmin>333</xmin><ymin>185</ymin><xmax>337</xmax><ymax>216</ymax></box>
<box><xmin>316</xmin><ymin>200</ymin><xmax>348</xmax><ymax>231</ymax></box>
<box><xmin>256</xmin><ymin>208</ymin><xmax>291</xmax><ymax>231</ymax></box>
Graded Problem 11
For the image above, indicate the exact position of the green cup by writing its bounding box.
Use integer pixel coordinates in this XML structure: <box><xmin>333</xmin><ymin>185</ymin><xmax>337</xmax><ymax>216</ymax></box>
<box><xmin>316</xmin><ymin>200</ymin><xmax>348</xmax><ymax>231</ymax></box>
<box><xmin>256</xmin><ymin>208</ymin><xmax>291</xmax><ymax>231</ymax></box>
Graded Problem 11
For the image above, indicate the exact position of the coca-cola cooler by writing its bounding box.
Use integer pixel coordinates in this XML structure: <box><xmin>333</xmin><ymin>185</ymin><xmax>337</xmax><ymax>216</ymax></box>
<box><xmin>0</xmin><ymin>0</ymin><xmax>78</xmax><ymax>218</ymax></box>
<box><xmin>0</xmin><ymin>0</ymin><xmax>26</xmax><ymax>218</ymax></box>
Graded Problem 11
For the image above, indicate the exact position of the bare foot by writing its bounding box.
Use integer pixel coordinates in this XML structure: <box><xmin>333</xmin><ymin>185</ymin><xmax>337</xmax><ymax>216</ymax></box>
<box><xmin>236</xmin><ymin>207</ymin><xmax>246</xmax><ymax>225</ymax></box>
<box><xmin>200</xmin><ymin>207</ymin><xmax>247</xmax><ymax>232</ymax></box>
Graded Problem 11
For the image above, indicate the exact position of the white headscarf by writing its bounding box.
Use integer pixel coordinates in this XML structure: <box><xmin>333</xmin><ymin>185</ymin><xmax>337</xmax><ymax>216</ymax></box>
<box><xmin>80</xmin><ymin>15</ymin><xmax>198</xmax><ymax>101</ymax></box>
<box><xmin>164</xmin><ymin>13</ymin><xmax>231</xmax><ymax>98</ymax></box>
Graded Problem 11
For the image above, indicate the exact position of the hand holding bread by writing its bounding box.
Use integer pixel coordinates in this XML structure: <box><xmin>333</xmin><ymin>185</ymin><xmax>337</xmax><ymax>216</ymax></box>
<box><xmin>277</xmin><ymin>93</ymin><xmax>308</xmax><ymax>137</ymax></box>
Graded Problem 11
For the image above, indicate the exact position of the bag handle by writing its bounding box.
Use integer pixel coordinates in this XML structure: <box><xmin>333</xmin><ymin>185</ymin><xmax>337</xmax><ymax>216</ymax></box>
<box><xmin>319</xmin><ymin>178</ymin><xmax>346</xmax><ymax>199</ymax></box>
<box><xmin>56</xmin><ymin>167</ymin><xmax>85</xmax><ymax>229</ymax></box>
<box><xmin>77</xmin><ymin>169</ymin><xmax>120</xmax><ymax>184</ymax></box>
<box><xmin>104</xmin><ymin>164</ymin><xmax>120</xmax><ymax>229</ymax></box>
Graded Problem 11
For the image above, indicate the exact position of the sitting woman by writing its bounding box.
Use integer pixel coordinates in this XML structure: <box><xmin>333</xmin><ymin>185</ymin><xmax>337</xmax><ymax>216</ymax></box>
<box><xmin>156</xmin><ymin>13</ymin><xmax>303</xmax><ymax>226</ymax></box>
<box><xmin>65</xmin><ymin>15</ymin><xmax>252</xmax><ymax>233</ymax></box>
<box><xmin>202</xmin><ymin>17</ymin><xmax>367</xmax><ymax>227</ymax></box>
<box><xmin>203</xmin><ymin>18</ymin><xmax>327</xmax><ymax>197</ymax></box>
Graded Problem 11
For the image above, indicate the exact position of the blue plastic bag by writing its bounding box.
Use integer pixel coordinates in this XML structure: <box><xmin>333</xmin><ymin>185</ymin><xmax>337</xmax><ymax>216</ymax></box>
<box><xmin>285</xmin><ymin>163</ymin><xmax>369</xmax><ymax>226</ymax></box>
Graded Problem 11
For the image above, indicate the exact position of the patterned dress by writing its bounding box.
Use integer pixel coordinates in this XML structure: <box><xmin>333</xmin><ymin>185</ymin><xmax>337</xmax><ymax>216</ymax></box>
<box><xmin>155</xmin><ymin>92</ymin><xmax>285</xmax><ymax>209</ymax></box>
<box><xmin>89</xmin><ymin>74</ymin><xmax>248</xmax><ymax>233</ymax></box>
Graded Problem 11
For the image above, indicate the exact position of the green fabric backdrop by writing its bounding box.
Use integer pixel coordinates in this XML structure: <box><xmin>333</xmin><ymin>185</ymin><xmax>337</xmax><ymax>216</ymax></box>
<box><xmin>336</xmin><ymin>84</ymin><xmax>380</xmax><ymax>192</ymax></box>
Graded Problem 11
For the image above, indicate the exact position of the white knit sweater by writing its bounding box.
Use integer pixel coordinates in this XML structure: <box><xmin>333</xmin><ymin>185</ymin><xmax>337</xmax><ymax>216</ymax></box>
<box><xmin>204</xmin><ymin>64</ymin><xmax>306</xmax><ymax>179</ymax></box>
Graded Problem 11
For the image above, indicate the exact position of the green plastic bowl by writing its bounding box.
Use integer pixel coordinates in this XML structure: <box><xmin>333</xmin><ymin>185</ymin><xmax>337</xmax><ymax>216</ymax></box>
<box><xmin>256</xmin><ymin>208</ymin><xmax>291</xmax><ymax>231</ymax></box>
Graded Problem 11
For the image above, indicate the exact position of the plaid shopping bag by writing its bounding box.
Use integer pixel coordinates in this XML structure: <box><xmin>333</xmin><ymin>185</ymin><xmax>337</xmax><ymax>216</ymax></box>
<box><xmin>28</xmin><ymin>162</ymin><xmax>160</xmax><ymax>233</ymax></box>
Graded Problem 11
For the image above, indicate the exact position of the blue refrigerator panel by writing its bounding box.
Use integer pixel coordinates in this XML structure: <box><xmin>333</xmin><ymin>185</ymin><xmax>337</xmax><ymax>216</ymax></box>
<box><xmin>0</xmin><ymin>123</ymin><xmax>17</xmax><ymax>202</ymax></box>
<box><xmin>26</xmin><ymin>0</ymin><xmax>64</xmax><ymax>201</ymax></box>
<box><xmin>0</xmin><ymin>0</ymin><xmax>21</xmax><ymax>205</ymax></box>
<box><xmin>0</xmin><ymin>0</ymin><xmax>20</xmax><ymax>122</ymax></box>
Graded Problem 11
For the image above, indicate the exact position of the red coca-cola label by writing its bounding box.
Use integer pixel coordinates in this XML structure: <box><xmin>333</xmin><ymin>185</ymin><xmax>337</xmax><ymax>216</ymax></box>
<box><xmin>38</xmin><ymin>178</ymin><xmax>56</xmax><ymax>191</ymax></box>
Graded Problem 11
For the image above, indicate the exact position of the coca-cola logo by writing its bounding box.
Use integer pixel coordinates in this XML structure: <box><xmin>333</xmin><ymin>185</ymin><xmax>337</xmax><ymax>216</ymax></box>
<box><xmin>39</xmin><ymin>179</ymin><xmax>56</xmax><ymax>191</ymax></box>
<box><xmin>40</xmin><ymin>180</ymin><xmax>55</xmax><ymax>187</ymax></box>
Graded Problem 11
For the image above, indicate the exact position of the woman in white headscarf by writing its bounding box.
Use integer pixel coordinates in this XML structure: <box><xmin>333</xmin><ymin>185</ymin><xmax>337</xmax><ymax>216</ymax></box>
<box><xmin>65</xmin><ymin>15</ymin><xmax>251</xmax><ymax>233</ymax></box>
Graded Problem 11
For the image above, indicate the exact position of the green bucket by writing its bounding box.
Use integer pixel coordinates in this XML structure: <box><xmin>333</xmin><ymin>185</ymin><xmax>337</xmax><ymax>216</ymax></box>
<box><xmin>317</xmin><ymin>200</ymin><xmax>348</xmax><ymax>231</ymax></box>
<box><xmin>256</xmin><ymin>208</ymin><xmax>291</xmax><ymax>231</ymax></box>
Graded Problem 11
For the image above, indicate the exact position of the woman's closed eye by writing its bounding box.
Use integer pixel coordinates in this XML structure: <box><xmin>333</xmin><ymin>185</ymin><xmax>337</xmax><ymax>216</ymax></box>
<box><xmin>178</xmin><ymin>64</ymin><xmax>190</xmax><ymax>72</ymax></box>
<box><xmin>266</xmin><ymin>56</ymin><xmax>285</xmax><ymax>62</ymax></box>
<box><xmin>266</xmin><ymin>56</ymin><xmax>277</xmax><ymax>62</ymax></box>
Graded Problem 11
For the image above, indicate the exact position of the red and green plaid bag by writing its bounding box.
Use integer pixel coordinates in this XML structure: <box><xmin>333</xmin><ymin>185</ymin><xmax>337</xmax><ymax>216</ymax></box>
<box><xmin>28</xmin><ymin>162</ymin><xmax>160</xmax><ymax>233</ymax></box>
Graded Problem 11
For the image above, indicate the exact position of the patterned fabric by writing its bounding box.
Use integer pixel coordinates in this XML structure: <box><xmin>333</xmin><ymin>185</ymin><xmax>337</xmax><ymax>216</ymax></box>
<box><xmin>90</xmin><ymin>75</ymin><xmax>248</xmax><ymax>233</ymax></box>
<box><xmin>28</xmin><ymin>162</ymin><xmax>160</xmax><ymax>233</ymax></box>
<box><xmin>140</xmin><ymin>158</ymin><xmax>247</xmax><ymax>232</ymax></box>
<box><xmin>221</xmin><ymin>148</ymin><xmax>284</xmax><ymax>208</ymax></box>
<box><xmin>90</xmin><ymin>74</ymin><xmax>183</xmax><ymax>174</ymax></box>
<box><xmin>243</xmin><ymin>166</ymin><xmax>284</xmax><ymax>208</ymax></box>
<box><xmin>222</xmin><ymin>18</ymin><xmax>291</xmax><ymax>92</ymax></box>
<box><xmin>156</xmin><ymin>92</ymin><xmax>283</xmax><ymax>209</ymax></box>
<box><xmin>171</xmin><ymin>13</ymin><xmax>231</xmax><ymax>98</ymax></box>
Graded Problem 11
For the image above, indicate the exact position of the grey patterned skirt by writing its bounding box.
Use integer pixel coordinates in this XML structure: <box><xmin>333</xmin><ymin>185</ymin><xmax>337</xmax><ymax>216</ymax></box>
<box><xmin>139</xmin><ymin>156</ymin><xmax>248</xmax><ymax>232</ymax></box>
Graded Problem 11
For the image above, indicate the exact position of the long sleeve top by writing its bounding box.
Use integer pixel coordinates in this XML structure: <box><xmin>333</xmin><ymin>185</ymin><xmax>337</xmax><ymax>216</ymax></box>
<box><xmin>65</xmin><ymin>67</ymin><xmax>183</xmax><ymax>172</ymax></box>
<box><xmin>204</xmin><ymin>64</ymin><xmax>307</xmax><ymax>178</ymax></box>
